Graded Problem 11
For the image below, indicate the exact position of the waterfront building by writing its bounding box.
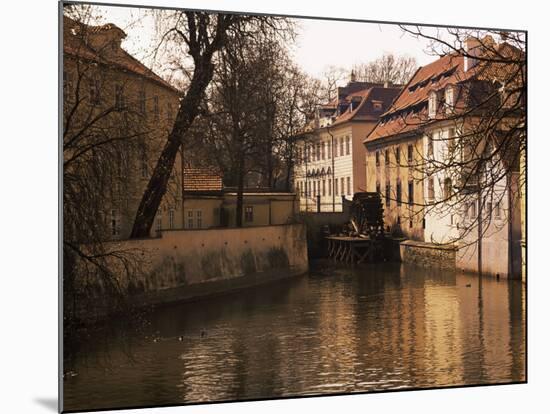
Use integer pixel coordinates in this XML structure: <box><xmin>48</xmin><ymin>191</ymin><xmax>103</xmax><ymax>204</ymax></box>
<box><xmin>63</xmin><ymin>16</ymin><xmax>182</xmax><ymax>239</ymax></box>
<box><xmin>365</xmin><ymin>36</ymin><xmax>524</xmax><ymax>278</ymax></box>
<box><xmin>293</xmin><ymin>77</ymin><xmax>400</xmax><ymax>212</ymax></box>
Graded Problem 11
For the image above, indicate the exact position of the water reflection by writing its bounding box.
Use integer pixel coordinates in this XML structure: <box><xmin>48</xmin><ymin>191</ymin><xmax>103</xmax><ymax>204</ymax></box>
<box><xmin>63</xmin><ymin>262</ymin><xmax>526</xmax><ymax>411</ymax></box>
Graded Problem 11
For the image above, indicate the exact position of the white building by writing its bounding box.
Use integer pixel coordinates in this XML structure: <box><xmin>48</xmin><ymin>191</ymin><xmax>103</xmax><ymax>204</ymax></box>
<box><xmin>294</xmin><ymin>79</ymin><xmax>400</xmax><ymax>212</ymax></box>
<box><xmin>365</xmin><ymin>37</ymin><xmax>524</xmax><ymax>278</ymax></box>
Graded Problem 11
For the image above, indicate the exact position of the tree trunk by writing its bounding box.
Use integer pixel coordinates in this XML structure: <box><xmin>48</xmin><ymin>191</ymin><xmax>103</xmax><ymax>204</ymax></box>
<box><xmin>130</xmin><ymin>60</ymin><xmax>214</xmax><ymax>238</ymax></box>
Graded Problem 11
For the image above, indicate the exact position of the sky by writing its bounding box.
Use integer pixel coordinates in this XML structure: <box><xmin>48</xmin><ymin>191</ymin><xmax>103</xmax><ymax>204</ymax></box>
<box><xmin>84</xmin><ymin>4</ymin><xmax>437</xmax><ymax>83</ymax></box>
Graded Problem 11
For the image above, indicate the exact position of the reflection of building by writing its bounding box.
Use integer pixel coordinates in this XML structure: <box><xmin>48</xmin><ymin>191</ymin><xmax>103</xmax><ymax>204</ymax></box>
<box><xmin>293</xmin><ymin>77</ymin><xmax>400</xmax><ymax>212</ymax></box>
<box><xmin>365</xmin><ymin>36</ymin><xmax>524</xmax><ymax>278</ymax></box>
<box><xmin>63</xmin><ymin>16</ymin><xmax>182</xmax><ymax>239</ymax></box>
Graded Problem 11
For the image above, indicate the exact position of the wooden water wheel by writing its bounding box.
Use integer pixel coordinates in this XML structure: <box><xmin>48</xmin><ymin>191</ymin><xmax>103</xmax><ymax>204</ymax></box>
<box><xmin>348</xmin><ymin>192</ymin><xmax>385</xmax><ymax>239</ymax></box>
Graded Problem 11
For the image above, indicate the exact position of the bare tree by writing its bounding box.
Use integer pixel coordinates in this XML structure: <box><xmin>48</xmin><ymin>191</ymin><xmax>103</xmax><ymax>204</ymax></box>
<box><xmin>353</xmin><ymin>53</ymin><xmax>418</xmax><ymax>85</ymax></box>
<box><xmin>319</xmin><ymin>65</ymin><xmax>348</xmax><ymax>102</ymax></box>
<box><xmin>378</xmin><ymin>27</ymin><xmax>525</xmax><ymax>274</ymax></box>
<box><xmin>129</xmin><ymin>12</ymin><xmax>292</xmax><ymax>237</ymax></box>
<box><xmin>63</xmin><ymin>11</ymin><xmax>150</xmax><ymax>336</ymax></box>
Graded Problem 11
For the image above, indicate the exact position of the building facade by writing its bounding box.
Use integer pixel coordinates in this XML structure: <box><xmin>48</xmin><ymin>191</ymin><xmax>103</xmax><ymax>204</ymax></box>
<box><xmin>365</xmin><ymin>36</ymin><xmax>524</xmax><ymax>278</ymax></box>
<box><xmin>293</xmin><ymin>79</ymin><xmax>400</xmax><ymax>212</ymax></box>
<box><xmin>63</xmin><ymin>16</ymin><xmax>182</xmax><ymax>240</ymax></box>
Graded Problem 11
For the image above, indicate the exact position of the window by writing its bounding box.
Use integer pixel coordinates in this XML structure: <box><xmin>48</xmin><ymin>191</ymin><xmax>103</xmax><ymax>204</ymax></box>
<box><xmin>115</xmin><ymin>85</ymin><xmax>124</xmax><ymax>110</ymax></box>
<box><xmin>90</xmin><ymin>78</ymin><xmax>101</xmax><ymax>105</ymax></box>
<box><xmin>335</xmin><ymin>178</ymin><xmax>339</xmax><ymax>195</ymax></box>
<box><xmin>376</xmin><ymin>151</ymin><xmax>380</xmax><ymax>166</ymax></box>
<box><xmin>445</xmin><ymin>85</ymin><xmax>455</xmax><ymax>111</ymax></box>
<box><xmin>139</xmin><ymin>90</ymin><xmax>146</xmax><ymax>114</ymax></box>
<box><xmin>385</xmin><ymin>182</ymin><xmax>391</xmax><ymax>206</ymax></box>
<box><xmin>408</xmin><ymin>180</ymin><xmax>414</xmax><ymax>205</ymax></box>
<box><xmin>470</xmin><ymin>202</ymin><xmax>477</xmax><ymax>219</ymax></box>
<box><xmin>443</xmin><ymin>178</ymin><xmax>453</xmax><ymax>199</ymax></box>
<box><xmin>169</xmin><ymin>209</ymin><xmax>175</xmax><ymax>229</ymax></box>
<box><xmin>328</xmin><ymin>178</ymin><xmax>332</xmax><ymax>196</ymax></box>
<box><xmin>346</xmin><ymin>136</ymin><xmax>350</xmax><ymax>155</ymax></box>
<box><xmin>341</xmin><ymin>177</ymin><xmax>345</xmax><ymax>196</ymax></box>
<box><xmin>316</xmin><ymin>143</ymin><xmax>321</xmax><ymax>160</ymax></box>
<box><xmin>321</xmin><ymin>142</ymin><xmax>325</xmax><ymax>160</ymax></box>
<box><xmin>156</xmin><ymin>216</ymin><xmax>162</xmax><ymax>233</ymax></box>
<box><xmin>427</xmin><ymin>134</ymin><xmax>434</xmax><ymax>158</ymax></box>
<box><xmin>63</xmin><ymin>71</ymin><xmax>71</xmax><ymax>102</ymax></box>
<box><xmin>328</xmin><ymin>141</ymin><xmax>332</xmax><ymax>159</ymax></box>
<box><xmin>245</xmin><ymin>206</ymin><xmax>254</xmax><ymax>222</ymax></box>
<box><xmin>153</xmin><ymin>96</ymin><xmax>159</xmax><ymax>120</ymax></box>
<box><xmin>340</xmin><ymin>138</ymin><xmax>344</xmax><ymax>156</ymax></box>
<box><xmin>299</xmin><ymin>181</ymin><xmax>303</xmax><ymax>197</ymax></box>
<box><xmin>486</xmin><ymin>202</ymin><xmax>492</xmax><ymax>218</ymax></box>
<box><xmin>395</xmin><ymin>146</ymin><xmax>401</xmax><ymax>165</ymax></box>
<box><xmin>196</xmin><ymin>210</ymin><xmax>202</xmax><ymax>228</ymax></box>
<box><xmin>322</xmin><ymin>179</ymin><xmax>326</xmax><ymax>196</ymax></box>
<box><xmin>407</xmin><ymin>144</ymin><xmax>414</xmax><ymax>164</ymax></box>
<box><xmin>428</xmin><ymin>91</ymin><xmax>437</xmax><ymax>118</ymax></box>
<box><xmin>347</xmin><ymin>177</ymin><xmax>351</xmax><ymax>195</ymax></box>
<box><xmin>111</xmin><ymin>210</ymin><xmax>120</xmax><ymax>236</ymax></box>
<box><xmin>428</xmin><ymin>177</ymin><xmax>435</xmax><ymax>201</ymax></box>
<box><xmin>385</xmin><ymin>149</ymin><xmax>390</xmax><ymax>165</ymax></box>
<box><xmin>448</xmin><ymin>128</ymin><xmax>456</xmax><ymax>155</ymax></box>
<box><xmin>186</xmin><ymin>210</ymin><xmax>194</xmax><ymax>229</ymax></box>
<box><xmin>141</xmin><ymin>152</ymin><xmax>148</xmax><ymax>178</ymax></box>
<box><xmin>495</xmin><ymin>201</ymin><xmax>501</xmax><ymax>218</ymax></box>
<box><xmin>167</xmin><ymin>103</ymin><xmax>173</xmax><ymax>122</ymax></box>
<box><xmin>396</xmin><ymin>181</ymin><xmax>402</xmax><ymax>206</ymax></box>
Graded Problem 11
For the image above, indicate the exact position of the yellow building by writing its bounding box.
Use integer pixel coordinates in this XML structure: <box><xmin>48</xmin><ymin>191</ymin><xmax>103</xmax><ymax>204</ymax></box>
<box><xmin>63</xmin><ymin>15</ymin><xmax>182</xmax><ymax>240</ymax></box>
<box><xmin>179</xmin><ymin>168</ymin><xmax>298</xmax><ymax>231</ymax></box>
<box><xmin>364</xmin><ymin>132</ymin><xmax>425</xmax><ymax>240</ymax></box>
<box><xmin>365</xmin><ymin>36</ymin><xmax>525</xmax><ymax>278</ymax></box>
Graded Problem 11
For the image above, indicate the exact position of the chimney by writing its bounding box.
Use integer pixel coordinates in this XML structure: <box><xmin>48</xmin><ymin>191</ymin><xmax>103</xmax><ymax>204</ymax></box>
<box><xmin>88</xmin><ymin>24</ymin><xmax>127</xmax><ymax>54</ymax></box>
<box><xmin>464</xmin><ymin>35</ymin><xmax>495</xmax><ymax>72</ymax></box>
<box><xmin>350</xmin><ymin>69</ymin><xmax>356</xmax><ymax>83</ymax></box>
<box><xmin>384</xmin><ymin>81</ymin><xmax>389</xmax><ymax>88</ymax></box>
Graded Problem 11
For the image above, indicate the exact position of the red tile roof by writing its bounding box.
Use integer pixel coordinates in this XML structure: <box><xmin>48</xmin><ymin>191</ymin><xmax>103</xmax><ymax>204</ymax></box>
<box><xmin>365</xmin><ymin>40</ymin><xmax>523</xmax><ymax>144</ymax></box>
<box><xmin>365</xmin><ymin>54</ymin><xmax>470</xmax><ymax>143</ymax></box>
<box><xmin>302</xmin><ymin>82</ymin><xmax>401</xmax><ymax>133</ymax></box>
<box><xmin>63</xmin><ymin>16</ymin><xmax>180</xmax><ymax>95</ymax></box>
<box><xmin>183</xmin><ymin>168</ymin><xmax>223</xmax><ymax>192</ymax></box>
<box><xmin>331</xmin><ymin>86</ymin><xmax>401</xmax><ymax>127</ymax></box>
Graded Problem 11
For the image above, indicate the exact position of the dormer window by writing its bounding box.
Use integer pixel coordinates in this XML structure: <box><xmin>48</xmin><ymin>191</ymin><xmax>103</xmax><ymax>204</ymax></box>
<box><xmin>428</xmin><ymin>91</ymin><xmax>437</xmax><ymax>119</ymax></box>
<box><xmin>445</xmin><ymin>85</ymin><xmax>455</xmax><ymax>112</ymax></box>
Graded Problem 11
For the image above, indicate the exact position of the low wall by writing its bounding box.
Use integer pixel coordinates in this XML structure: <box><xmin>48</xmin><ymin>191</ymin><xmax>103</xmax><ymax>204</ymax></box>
<box><xmin>81</xmin><ymin>224</ymin><xmax>308</xmax><ymax>314</ymax></box>
<box><xmin>400</xmin><ymin>240</ymin><xmax>456</xmax><ymax>269</ymax></box>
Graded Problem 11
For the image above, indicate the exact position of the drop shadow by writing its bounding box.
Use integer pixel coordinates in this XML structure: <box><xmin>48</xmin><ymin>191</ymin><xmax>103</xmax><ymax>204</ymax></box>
<box><xmin>34</xmin><ymin>397</ymin><xmax>58</xmax><ymax>412</ymax></box>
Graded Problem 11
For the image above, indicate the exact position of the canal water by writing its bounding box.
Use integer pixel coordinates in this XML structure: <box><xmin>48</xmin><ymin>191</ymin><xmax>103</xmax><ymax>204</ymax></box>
<box><xmin>63</xmin><ymin>262</ymin><xmax>526</xmax><ymax>412</ymax></box>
